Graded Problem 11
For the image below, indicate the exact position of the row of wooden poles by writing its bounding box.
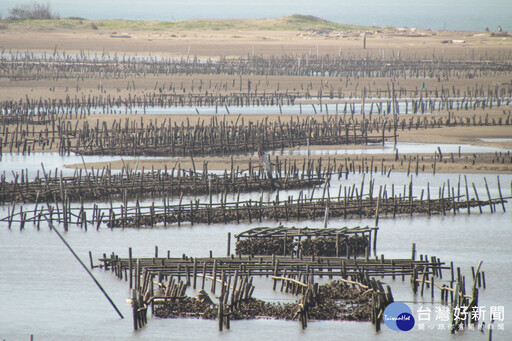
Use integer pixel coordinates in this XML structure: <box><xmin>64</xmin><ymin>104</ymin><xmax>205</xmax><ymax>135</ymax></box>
<box><xmin>2</xmin><ymin>51</ymin><xmax>511</xmax><ymax>80</ymax></box>
<box><xmin>0</xmin><ymin>142</ymin><xmax>484</xmax><ymax>199</ymax></box>
<box><xmin>5</xmin><ymin>48</ymin><xmax>511</xmax><ymax>62</ymax></box>
<box><xmin>271</xmin><ymin>270</ymin><xmax>393</xmax><ymax>331</ymax></box>
<box><xmin>2</xmin><ymin>110</ymin><xmax>511</xmax><ymax>157</ymax></box>
<box><xmin>2</xmin><ymin>87</ymin><xmax>511</xmax><ymax>115</ymax></box>
<box><xmin>71</xmin><ymin>116</ymin><xmax>387</xmax><ymax>157</ymax></box>
<box><xmin>92</xmin><ymin>241</ymin><xmax>474</xmax><ymax>331</ymax></box>
<box><xmin>1</xmin><ymin>113</ymin><xmax>393</xmax><ymax>156</ymax></box>
<box><xmin>2</xmin><ymin>139</ymin><xmax>511</xmax><ymax>203</ymax></box>
<box><xmin>3</xmin><ymin>175</ymin><xmax>508</xmax><ymax>230</ymax></box>
<box><xmin>1</xmin><ymin>150</ymin><xmax>509</xmax><ymax>203</ymax></box>
<box><xmin>234</xmin><ymin>225</ymin><xmax>377</xmax><ymax>258</ymax></box>
<box><xmin>0</xmin><ymin>156</ymin><xmax>328</xmax><ymax>204</ymax></box>
<box><xmin>410</xmin><ymin>244</ymin><xmax>486</xmax><ymax>333</ymax></box>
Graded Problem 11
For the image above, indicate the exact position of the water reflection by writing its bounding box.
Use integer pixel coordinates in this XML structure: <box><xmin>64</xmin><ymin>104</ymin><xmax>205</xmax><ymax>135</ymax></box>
<box><xmin>2</xmin><ymin>140</ymin><xmax>509</xmax><ymax>182</ymax></box>
<box><xmin>266</xmin><ymin>141</ymin><xmax>512</xmax><ymax>156</ymax></box>
<box><xmin>0</xmin><ymin>153</ymin><xmax>168</xmax><ymax>181</ymax></box>
<box><xmin>0</xmin><ymin>146</ymin><xmax>511</xmax><ymax>340</ymax></box>
<box><xmin>0</xmin><ymin>208</ymin><xmax>510</xmax><ymax>340</ymax></box>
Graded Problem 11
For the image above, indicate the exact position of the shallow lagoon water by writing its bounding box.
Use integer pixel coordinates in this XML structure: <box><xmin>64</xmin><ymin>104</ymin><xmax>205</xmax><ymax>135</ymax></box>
<box><xmin>1</xmin><ymin>140</ymin><xmax>509</xmax><ymax>182</ymax></box>
<box><xmin>0</xmin><ymin>153</ymin><xmax>168</xmax><ymax>181</ymax></box>
<box><xmin>23</xmin><ymin>102</ymin><xmax>411</xmax><ymax>116</ymax></box>
<box><xmin>20</xmin><ymin>96</ymin><xmax>508</xmax><ymax>116</ymax></box>
<box><xmin>0</xmin><ymin>147</ymin><xmax>511</xmax><ymax>340</ymax></box>
<box><xmin>0</xmin><ymin>209</ymin><xmax>510</xmax><ymax>340</ymax></box>
<box><xmin>266</xmin><ymin>141</ymin><xmax>512</xmax><ymax>157</ymax></box>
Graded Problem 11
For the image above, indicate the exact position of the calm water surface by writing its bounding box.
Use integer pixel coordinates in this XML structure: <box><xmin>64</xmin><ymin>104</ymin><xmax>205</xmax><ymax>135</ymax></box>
<box><xmin>2</xmin><ymin>140</ymin><xmax>509</xmax><ymax>181</ymax></box>
<box><xmin>1</xmin><ymin>212</ymin><xmax>511</xmax><ymax>340</ymax></box>
<box><xmin>0</xmin><ymin>167</ymin><xmax>510</xmax><ymax>340</ymax></box>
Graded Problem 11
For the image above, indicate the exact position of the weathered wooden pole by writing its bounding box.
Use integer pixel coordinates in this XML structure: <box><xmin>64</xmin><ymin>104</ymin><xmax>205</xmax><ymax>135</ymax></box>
<box><xmin>46</xmin><ymin>219</ymin><xmax>124</xmax><ymax>319</ymax></box>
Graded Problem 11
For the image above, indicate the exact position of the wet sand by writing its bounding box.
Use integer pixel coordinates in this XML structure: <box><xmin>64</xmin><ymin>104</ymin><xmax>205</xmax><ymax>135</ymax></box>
<box><xmin>1</xmin><ymin>20</ymin><xmax>511</xmax><ymax>173</ymax></box>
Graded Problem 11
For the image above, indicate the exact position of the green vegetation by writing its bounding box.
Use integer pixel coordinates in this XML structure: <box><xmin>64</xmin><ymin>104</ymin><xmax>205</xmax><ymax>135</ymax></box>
<box><xmin>7</xmin><ymin>2</ymin><xmax>59</xmax><ymax>20</ymax></box>
<box><xmin>2</xmin><ymin>14</ymin><xmax>376</xmax><ymax>32</ymax></box>
<box><xmin>268</xmin><ymin>14</ymin><xmax>370</xmax><ymax>31</ymax></box>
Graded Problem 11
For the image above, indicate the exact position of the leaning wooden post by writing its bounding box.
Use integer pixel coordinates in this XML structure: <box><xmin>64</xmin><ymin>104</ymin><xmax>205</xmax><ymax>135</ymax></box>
<box><xmin>373</xmin><ymin>228</ymin><xmax>378</xmax><ymax>253</ymax></box>
<box><xmin>483</xmin><ymin>177</ymin><xmax>494</xmax><ymax>213</ymax></box>
<box><xmin>464</xmin><ymin>175</ymin><xmax>471</xmax><ymax>215</ymax></box>
<box><xmin>89</xmin><ymin>251</ymin><xmax>94</xmax><ymax>269</ymax></box>
<box><xmin>472</xmin><ymin>260</ymin><xmax>483</xmax><ymax>292</ymax></box>
<box><xmin>496</xmin><ymin>176</ymin><xmax>506</xmax><ymax>212</ymax></box>
<box><xmin>472</xmin><ymin>183</ymin><xmax>483</xmax><ymax>213</ymax></box>
<box><xmin>46</xmin><ymin>219</ymin><xmax>124</xmax><ymax>319</ymax></box>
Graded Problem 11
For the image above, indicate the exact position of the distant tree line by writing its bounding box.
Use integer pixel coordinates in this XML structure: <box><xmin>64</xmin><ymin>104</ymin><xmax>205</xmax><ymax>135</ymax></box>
<box><xmin>7</xmin><ymin>1</ymin><xmax>59</xmax><ymax>20</ymax></box>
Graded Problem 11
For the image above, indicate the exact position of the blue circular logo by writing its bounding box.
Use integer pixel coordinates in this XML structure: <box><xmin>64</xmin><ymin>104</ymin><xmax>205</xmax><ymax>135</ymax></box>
<box><xmin>383</xmin><ymin>302</ymin><xmax>415</xmax><ymax>331</ymax></box>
